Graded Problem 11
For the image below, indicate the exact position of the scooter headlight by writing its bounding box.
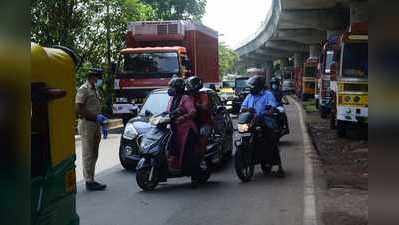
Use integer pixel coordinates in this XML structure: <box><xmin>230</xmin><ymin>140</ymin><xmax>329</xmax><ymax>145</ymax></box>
<box><xmin>123</xmin><ymin>123</ymin><xmax>138</xmax><ymax>140</ymax></box>
<box><xmin>238</xmin><ymin>123</ymin><xmax>250</xmax><ymax>133</ymax></box>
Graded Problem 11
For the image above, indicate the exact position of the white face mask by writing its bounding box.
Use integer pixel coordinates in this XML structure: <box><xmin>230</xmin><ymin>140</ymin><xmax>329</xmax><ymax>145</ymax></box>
<box><xmin>95</xmin><ymin>79</ymin><xmax>104</xmax><ymax>88</ymax></box>
<box><xmin>272</xmin><ymin>84</ymin><xmax>277</xmax><ymax>90</ymax></box>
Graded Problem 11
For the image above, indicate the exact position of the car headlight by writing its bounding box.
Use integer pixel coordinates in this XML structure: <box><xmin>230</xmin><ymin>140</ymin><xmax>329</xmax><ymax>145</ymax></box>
<box><xmin>123</xmin><ymin>123</ymin><xmax>138</xmax><ymax>140</ymax></box>
<box><xmin>238</xmin><ymin>124</ymin><xmax>250</xmax><ymax>133</ymax></box>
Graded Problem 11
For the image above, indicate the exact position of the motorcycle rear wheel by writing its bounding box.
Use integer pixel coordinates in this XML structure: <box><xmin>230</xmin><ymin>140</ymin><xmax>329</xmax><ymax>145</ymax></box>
<box><xmin>136</xmin><ymin>167</ymin><xmax>159</xmax><ymax>191</ymax></box>
<box><xmin>234</xmin><ymin>148</ymin><xmax>254</xmax><ymax>182</ymax></box>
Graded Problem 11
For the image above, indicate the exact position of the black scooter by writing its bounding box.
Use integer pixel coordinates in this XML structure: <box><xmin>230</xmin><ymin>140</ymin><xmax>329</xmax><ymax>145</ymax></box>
<box><xmin>135</xmin><ymin>112</ymin><xmax>217</xmax><ymax>191</ymax></box>
<box><xmin>234</xmin><ymin>109</ymin><xmax>275</xmax><ymax>182</ymax></box>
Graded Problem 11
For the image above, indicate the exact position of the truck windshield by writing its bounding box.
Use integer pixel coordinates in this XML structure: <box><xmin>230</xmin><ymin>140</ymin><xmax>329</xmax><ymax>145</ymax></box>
<box><xmin>139</xmin><ymin>92</ymin><xmax>170</xmax><ymax>116</ymax></box>
<box><xmin>235</xmin><ymin>79</ymin><xmax>248</xmax><ymax>89</ymax></box>
<box><xmin>123</xmin><ymin>52</ymin><xmax>180</xmax><ymax>77</ymax></box>
<box><xmin>223</xmin><ymin>81</ymin><xmax>234</xmax><ymax>88</ymax></box>
<box><xmin>304</xmin><ymin>66</ymin><xmax>317</xmax><ymax>78</ymax></box>
<box><xmin>342</xmin><ymin>42</ymin><xmax>368</xmax><ymax>79</ymax></box>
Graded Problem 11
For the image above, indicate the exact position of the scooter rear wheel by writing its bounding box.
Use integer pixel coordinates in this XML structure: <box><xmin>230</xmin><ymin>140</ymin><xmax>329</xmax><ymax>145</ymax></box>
<box><xmin>234</xmin><ymin>148</ymin><xmax>254</xmax><ymax>182</ymax></box>
<box><xmin>136</xmin><ymin>167</ymin><xmax>159</xmax><ymax>191</ymax></box>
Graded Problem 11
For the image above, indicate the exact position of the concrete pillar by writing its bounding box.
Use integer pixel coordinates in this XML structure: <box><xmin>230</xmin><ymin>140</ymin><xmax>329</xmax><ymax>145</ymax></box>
<box><xmin>309</xmin><ymin>45</ymin><xmax>321</xmax><ymax>59</ymax></box>
<box><xmin>294</xmin><ymin>53</ymin><xmax>305</xmax><ymax>68</ymax></box>
<box><xmin>350</xmin><ymin>1</ymin><xmax>368</xmax><ymax>23</ymax></box>
<box><xmin>264</xmin><ymin>60</ymin><xmax>274</xmax><ymax>83</ymax></box>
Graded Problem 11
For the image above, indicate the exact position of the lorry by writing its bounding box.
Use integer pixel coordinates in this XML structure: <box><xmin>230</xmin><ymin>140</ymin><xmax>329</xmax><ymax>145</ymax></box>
<box><xmin>330</xmin><ymin>22</ymin><xmax>368</xmax><ymax>137</ymax></box>
<box><xmin>113</xmin><ymin>20</ymin><xmax>219</xmax><ymax>122</ymax></box>
<box><xmin>302</xmin><ymin>58</ymin><xmax>318</xmax><ymax>101</ymax></box>
<box><xmin>316</xmin><ymin>35</ymin><xmax>341</xmax><ymax>118</ymax></box>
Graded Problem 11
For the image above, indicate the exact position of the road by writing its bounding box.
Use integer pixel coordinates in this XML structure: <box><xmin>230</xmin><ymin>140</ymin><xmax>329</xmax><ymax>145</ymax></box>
<box><xmin>75</xmin><ymin>99</ymin><xmax>307</xmax><ymax>225</ymax></box>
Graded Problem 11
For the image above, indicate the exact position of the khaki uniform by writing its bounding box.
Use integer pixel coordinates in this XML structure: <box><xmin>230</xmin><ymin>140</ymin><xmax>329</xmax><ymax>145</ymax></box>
<box><xmin>76</xmin><ymin>81</ymin><xmax>102</xmax><ymax>182</ymax></box>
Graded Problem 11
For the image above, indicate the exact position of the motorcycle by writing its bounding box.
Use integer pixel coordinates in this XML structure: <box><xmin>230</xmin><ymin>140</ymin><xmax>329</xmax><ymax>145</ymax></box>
<box><xmin>234</xmin><ymin>109</ymin><xmax>274</xmax><ymax>182</ymax></box>
<box><xmin>135</xmin><ymin>112</ymin><xmax>216</xmax><ymax>191</ymax></box>
<box><xmin>272</xmin><ymin>106</ymin><xmax>290</xmax><ymax>140</ymax></box>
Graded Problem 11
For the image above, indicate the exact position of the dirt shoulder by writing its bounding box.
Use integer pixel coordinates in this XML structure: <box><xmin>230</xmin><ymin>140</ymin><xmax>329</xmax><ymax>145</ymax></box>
<box><xmin>303</xmin><ymin>102</ymin><xmax>368</xmax><ymax>225</ymax></box>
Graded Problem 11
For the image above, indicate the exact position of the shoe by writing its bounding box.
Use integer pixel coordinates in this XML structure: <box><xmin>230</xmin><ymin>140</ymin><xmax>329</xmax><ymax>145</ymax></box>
<box><xmin>275</xmin><ymin>169</ymin><xmax>286</xmax><ymax>178</ymax></box>
<box><xmin>86</xmin><ymin>181</ymin><xmax>107</xmax><ymax>191</ymax></box>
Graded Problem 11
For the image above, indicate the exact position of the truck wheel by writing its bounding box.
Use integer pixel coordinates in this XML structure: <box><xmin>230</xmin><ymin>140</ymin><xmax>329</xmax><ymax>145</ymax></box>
<box><xmin>136</xmin><ymin>167</ymin><xmax>159</xmax><ymax>191</ymax></box>
<box><xmin>234</xmin><ymin>148</ymin><xmax>254</xmax><ymax>182</ymax></box>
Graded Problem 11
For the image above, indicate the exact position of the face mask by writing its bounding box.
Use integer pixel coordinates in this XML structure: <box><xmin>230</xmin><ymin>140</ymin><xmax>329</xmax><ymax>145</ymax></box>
<box><xmin>95</xmin><ymin>79</ymin><xmax>104</xmax><ymax>88</ymax></box>
<box><xmin>168</xmin><ymin>88</ymin><xmax>176</xmax><ymax>96</ymax></box>
<box><xmin>272</xmin><ymin>84</ymin><xmax>277</xmax><ymax>90</ymax></box>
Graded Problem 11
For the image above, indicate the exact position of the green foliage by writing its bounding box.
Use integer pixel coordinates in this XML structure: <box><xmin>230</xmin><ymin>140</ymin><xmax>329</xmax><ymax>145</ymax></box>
<box><xmin>219</xmin><ymin>42</ymin><xmax>239</xmax><ymax>79</ymax></box>
<box><xmin>142</xmin><ymin>0</ymin><xmax>207</xmax><ymax>21</ymax></box>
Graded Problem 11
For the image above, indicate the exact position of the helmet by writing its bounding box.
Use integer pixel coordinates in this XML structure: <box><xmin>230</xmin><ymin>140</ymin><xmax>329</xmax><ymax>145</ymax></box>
<box><xmin>168</xmin><ymin>77</ymin><xmax>185</xmax><ymax>96</ymax></box>
<box><xmin>247</xmin><ymin>75</ymin><xmax>265</xmax><ymax>95</ymax></box>
<box><xmin>185</xmin><ymin>76</ymin><xmax>203</xmax><ymax>94</ymax></box>
<box><xmin>269</xmin><ymin>77</ymin><xmax>280</xmax><ymax>90</ymax></box>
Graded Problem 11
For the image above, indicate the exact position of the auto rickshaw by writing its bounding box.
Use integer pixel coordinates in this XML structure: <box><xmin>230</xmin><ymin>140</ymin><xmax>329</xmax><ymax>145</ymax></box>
<box><xmin>31</xmin><ymin>43</ymin><xmax>79</xmax><ymax>225</ymax></box>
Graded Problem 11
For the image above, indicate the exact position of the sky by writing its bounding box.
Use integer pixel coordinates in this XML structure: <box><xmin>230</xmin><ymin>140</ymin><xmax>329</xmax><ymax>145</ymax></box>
<box><xmin>203</xmin><ymin>0</ymin><xmax>272</xmax><ymax>49</ymax></box>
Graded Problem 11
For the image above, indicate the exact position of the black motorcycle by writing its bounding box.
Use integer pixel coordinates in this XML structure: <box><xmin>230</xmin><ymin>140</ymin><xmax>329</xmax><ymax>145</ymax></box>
<box><xmin>234</xmin><ymin>109</ymin><xmax>274</xmax><ymax>182</ymax></box>
<box><xmin>135</xmin><ymin>112</ymin><xmax>217</xmax><ymax>191</ymax></box>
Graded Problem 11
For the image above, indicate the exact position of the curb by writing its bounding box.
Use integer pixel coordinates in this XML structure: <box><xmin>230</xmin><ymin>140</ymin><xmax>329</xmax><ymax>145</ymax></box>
<box><xmin>289</xmin><ymin>96</ymin><xmax>319</xmax><ymax>225</ymax></box>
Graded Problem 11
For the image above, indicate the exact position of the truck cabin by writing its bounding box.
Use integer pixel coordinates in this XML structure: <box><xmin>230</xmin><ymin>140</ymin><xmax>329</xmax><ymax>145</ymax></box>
<box><xmin>119</xmin><ymin>47</ymin><xmax>191</xmax><ymax>79</ymax></box>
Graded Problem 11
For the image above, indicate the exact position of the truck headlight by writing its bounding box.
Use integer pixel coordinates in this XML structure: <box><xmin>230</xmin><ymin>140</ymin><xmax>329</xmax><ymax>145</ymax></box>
<box><xmin>238</xmin><ymin>124</ymin><xmax>250</xmax><ymax>133</ymax></box>
<box><xmin>123</xmin><ymin>123</ymin><xmax>138</xmax><ymax>140</ymax></box>
<box><xmin>344</xmin><ymin>96</ymin><xmax>352</xmax><ymax>102</ymax></box>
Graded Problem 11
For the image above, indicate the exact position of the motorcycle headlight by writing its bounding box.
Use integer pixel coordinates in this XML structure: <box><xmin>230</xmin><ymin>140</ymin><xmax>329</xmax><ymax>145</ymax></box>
<box><xmin>238</xmin><ymin>124</ymin><xmax>250</xmax><ymax>133</ymax></box>
<box><xmin>123</xmin><ymin>123</ymin><xmax>138</xmax><ymax>140</ymax></box>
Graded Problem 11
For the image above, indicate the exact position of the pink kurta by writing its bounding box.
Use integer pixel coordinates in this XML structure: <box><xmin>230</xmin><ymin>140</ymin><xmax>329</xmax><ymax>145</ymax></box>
<box><xmin>168</xmin><ymin>95</ymin><xmax>198</xmax><ymax>168</ymax></box>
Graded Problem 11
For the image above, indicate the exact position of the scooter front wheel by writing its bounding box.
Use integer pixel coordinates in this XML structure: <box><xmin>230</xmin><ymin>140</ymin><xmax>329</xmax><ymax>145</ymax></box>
<box><xmin>136</xmin><ymin>167</ymin><xmax>159</xmax><ymax>191</ymax></box>
<box><xmin>234</xmin><ymin>147</ymin><xmax>254</xmax><ymax>182</ymax></box>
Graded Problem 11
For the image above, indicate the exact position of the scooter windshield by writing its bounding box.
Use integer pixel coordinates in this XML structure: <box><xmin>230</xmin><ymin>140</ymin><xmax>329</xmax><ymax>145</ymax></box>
<box><xmin>140</xmin><ymin>127</ymin><xmax>168</xmax><ymax>155</ymax></box>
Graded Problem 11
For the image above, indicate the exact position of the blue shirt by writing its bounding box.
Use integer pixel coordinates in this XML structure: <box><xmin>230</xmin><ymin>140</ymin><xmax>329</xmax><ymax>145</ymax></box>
<box><xmin>241</xmin><ymin>90</ymin><xmax>278</xmax><ymax>116</ymax></box>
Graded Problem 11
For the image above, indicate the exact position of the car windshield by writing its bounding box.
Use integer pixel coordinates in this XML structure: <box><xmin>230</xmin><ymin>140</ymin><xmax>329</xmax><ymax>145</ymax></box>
<box><xmin>122</xmin><ymin>52</ymin><xmax>180</xmax><ymax>76</ymax></box>
<box><xmin>342</xmin><ymin>43</ymin><xmax>368</xmax><ymax>78</ymax></box>
<box><xmin>139</xmin><ymin>92</ymin><xmax>170</xmax><ymax>116</ymax></box>
<box><xmin>304</xmin><ymin>66</ymin><xmax>317</xmax><ymax>78</ymax></box>
<box><xmin>235</xmin><ymin>79</ymin><xmax>249</xmax><ymax>88</ymax></box>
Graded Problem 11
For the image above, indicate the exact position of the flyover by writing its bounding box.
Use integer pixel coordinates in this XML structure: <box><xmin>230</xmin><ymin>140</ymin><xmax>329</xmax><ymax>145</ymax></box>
<box><xmin>235</xmin><ymin>0</ymin><xmax>368</xmax><ymax>81</ymax></box>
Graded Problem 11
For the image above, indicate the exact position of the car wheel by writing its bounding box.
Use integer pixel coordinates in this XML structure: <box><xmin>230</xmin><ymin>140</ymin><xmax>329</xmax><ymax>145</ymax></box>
<box><xmin>119</xmin><ymin>145</ymin><xmax>137</xmax><ymax>170</ymax></box>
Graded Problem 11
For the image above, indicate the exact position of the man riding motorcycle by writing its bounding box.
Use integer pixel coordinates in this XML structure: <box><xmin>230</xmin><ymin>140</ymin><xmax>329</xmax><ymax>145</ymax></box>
<box><xmin>241</xmin><ymin>76</ymin><xmax>285</xmax><ymax>177</ymax></box>
<box><xmin>270</xmin><ymin>78</ymin><xmax>290</xmax><ymax>135</ymax></box>
<box><xmin>167</xmin><ymin>77</ymin><xmax>202</xmax><ymax>185</ymax></box>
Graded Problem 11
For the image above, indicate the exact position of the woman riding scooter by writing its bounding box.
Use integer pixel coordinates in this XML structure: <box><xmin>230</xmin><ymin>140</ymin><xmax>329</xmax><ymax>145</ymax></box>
<box><xmin>167</xmin><ymin>77</ymin><xmax>202</xmax><ymax>185</ymax></box>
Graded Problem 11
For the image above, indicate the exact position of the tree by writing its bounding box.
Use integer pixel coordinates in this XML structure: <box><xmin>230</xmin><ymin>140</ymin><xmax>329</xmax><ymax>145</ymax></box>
<box><xmin>219</xmin><ymin>42</ymin><xmax>239</xmax><ymax>79</ymax></box>
<box><xmin>142</xmin><ymin>0</ymin><xmax>207</xmax><ymax>21</ymax></box>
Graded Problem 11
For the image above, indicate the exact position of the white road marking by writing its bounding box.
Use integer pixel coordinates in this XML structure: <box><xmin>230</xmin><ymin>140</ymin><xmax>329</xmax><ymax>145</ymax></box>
<box><xmin>290</xmin><ymin>96</ymin><xmax>318</xmax><ymax>225</ymax></box>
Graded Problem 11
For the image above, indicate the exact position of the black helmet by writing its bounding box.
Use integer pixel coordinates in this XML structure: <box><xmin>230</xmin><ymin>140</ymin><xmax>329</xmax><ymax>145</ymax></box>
<box><xmin>247</xmin><ymin>75</ymin><xmax>265</xmax><ymax>95</ymax></box>
<box><xmin>185</xmin><ymin>76</ymin><xmax>203</xmax><ymax>94</ymax></box>
<box><xmin>168</xmin><ymin>77</ymin><xmax>185</xmax><ymax>96</ymax></box>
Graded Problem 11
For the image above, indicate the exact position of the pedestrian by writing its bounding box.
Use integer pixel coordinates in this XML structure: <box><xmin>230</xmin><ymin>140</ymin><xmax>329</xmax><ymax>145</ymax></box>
<box><xmin>76</xmin><ymin>68</ymin><xmax>108</xmax><ymax>191</ymax></box>
<box><xmin>102</xmin><ymin>120</ymin><xmax>109</xmax><ymax>139</ymax></box>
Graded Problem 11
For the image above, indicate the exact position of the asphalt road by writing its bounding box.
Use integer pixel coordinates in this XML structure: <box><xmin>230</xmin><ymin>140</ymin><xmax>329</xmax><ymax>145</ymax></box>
<box><xmin>75</xmin><ymin>100</ymin><xmax>306</xmax><ymax>225</ymax></box>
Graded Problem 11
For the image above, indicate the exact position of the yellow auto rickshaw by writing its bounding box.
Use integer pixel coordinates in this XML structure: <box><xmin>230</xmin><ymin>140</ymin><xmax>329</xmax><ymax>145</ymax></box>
<box><xmin>31</xmin><ymin>43</ymin><xmax>79</xmax><ymax>225</ymax></box>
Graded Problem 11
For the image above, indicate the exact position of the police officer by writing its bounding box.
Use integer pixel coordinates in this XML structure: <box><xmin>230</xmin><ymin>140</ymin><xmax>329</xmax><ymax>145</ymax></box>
<box><xmin>76</xmin><ymin>68</ymin><xmax>108</xmax><ymax>191</ymax></box>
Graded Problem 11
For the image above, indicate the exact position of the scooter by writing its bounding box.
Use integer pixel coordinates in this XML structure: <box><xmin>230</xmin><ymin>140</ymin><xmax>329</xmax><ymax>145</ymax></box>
<box><xmin>135</xmin><ymin>112</ymin><xmax>217</xmax><ymax>191</ymax></box>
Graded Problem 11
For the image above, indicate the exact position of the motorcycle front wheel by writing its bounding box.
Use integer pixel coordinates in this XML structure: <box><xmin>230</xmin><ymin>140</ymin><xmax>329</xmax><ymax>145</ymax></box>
<box><xmin>136</xmin><ymin>167</ymin><xmax>159</xmax><ymax>191</ymax></box>
<box><xmin>234</xmin><ymin>147</ymin><xmax>254</xmax><ymax>182</ymax></box>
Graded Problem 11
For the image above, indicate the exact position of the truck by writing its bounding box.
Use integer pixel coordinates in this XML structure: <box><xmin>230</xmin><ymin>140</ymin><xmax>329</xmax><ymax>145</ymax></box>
<box><xmin>330</xmin><ymin>22</ymin><xmax>368</xmax><ymax>137</ymax></box>
<box><xmin>316</xmin><ymin>35</ymin><xmax>341</xmax><ymax>118</ymax></box>
<box><xmin>112</xmin><ymin>20</ymin><xmax>219</xmax><ymax>122</ymax></box>
<box><xmin>302</xmin><ymin>58</ymin><xmax>318</xmax><ymax>101</ymax></box>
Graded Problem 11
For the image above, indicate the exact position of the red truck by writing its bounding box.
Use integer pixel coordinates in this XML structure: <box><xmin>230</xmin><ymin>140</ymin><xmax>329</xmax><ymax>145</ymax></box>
<box><xmin>113</xmin><ymin>20</ymin><xmax>219</xmax><ymax>121</ymax></box>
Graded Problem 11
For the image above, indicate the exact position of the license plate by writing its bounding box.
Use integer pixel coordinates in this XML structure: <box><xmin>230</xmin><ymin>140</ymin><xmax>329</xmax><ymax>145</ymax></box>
<box><xmin>65</xmin><ymin>170</ymin><xmax>76</xmax><ymax>193</ymax></box>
